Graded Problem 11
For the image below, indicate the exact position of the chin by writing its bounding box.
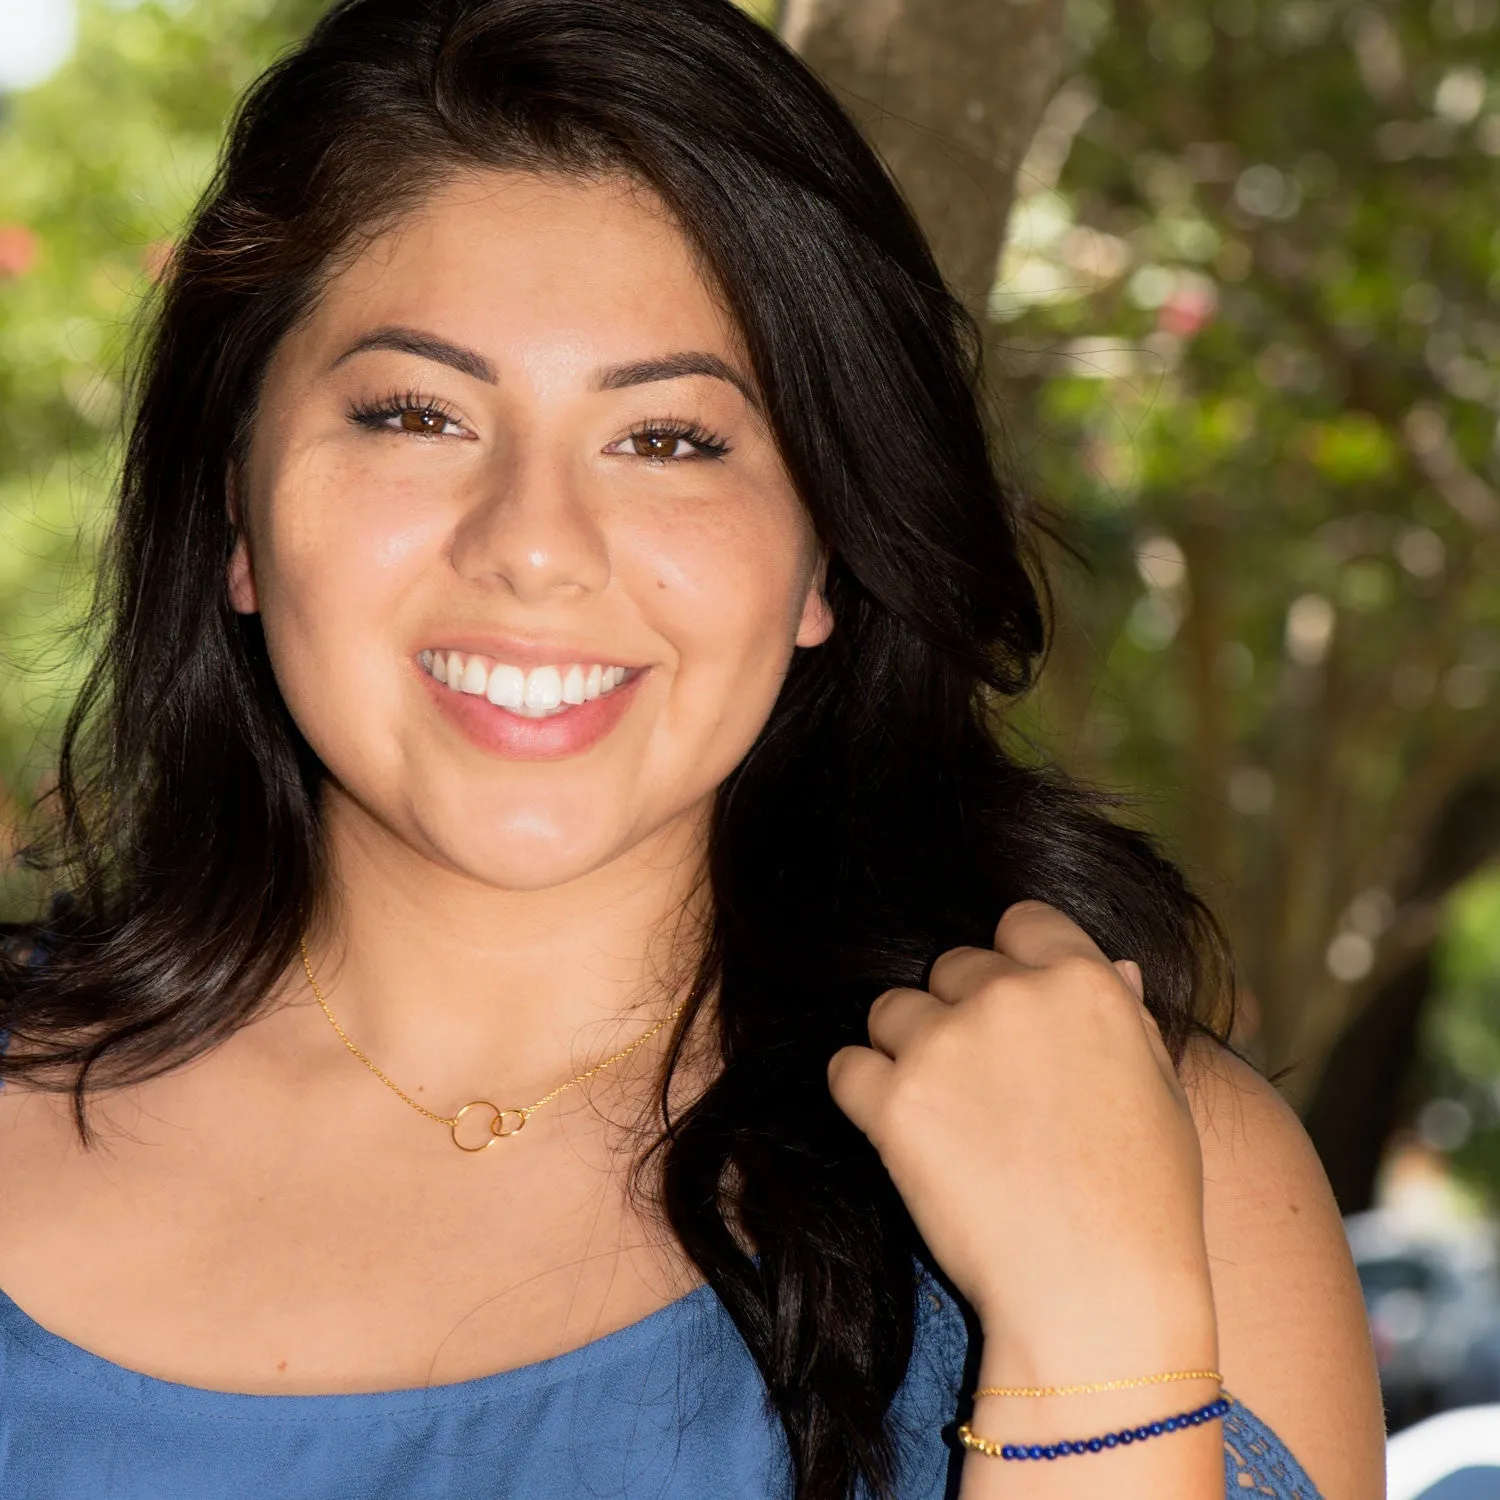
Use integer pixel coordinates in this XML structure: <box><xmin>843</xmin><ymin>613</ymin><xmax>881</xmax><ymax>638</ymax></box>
<box><xmin>417</xmin><ymin>810</ymin><xmax>633</xmax><ymax>893</ymax></box>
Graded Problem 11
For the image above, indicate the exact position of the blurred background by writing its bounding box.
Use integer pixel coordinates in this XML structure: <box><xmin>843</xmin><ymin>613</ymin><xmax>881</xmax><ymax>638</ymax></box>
<box><xmin>1</xmin><ymin>0</ymin><xmax>1498</xmax><ymax>1454</ymax></box>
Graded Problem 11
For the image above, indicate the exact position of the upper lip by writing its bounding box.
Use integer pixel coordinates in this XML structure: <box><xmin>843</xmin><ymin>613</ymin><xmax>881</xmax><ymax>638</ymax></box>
<box><xmin>415</xmin><ymin>634</ymin><xmax>648</xmax><ymax>670</ymax></box>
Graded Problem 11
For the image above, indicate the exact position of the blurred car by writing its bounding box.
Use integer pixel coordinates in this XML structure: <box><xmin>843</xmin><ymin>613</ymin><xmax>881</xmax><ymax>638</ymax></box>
<box><xmin>1386</xmin><ymin>1404</ymin><xmax>1500</xmax><ymax>1500</ymax></box>
<box><xmin>1345</xmin><ymin>1208</ymin><xmax>1500</xmax><ymax>1432</ymax></box>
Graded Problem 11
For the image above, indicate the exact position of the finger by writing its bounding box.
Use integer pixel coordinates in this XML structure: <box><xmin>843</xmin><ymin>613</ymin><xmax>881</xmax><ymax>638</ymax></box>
<box><xmin>866</xmin><ymin>986</ymin><xmax>947</xmax><ymax>1058</ymax></box>
<box><xmin>992</xmin><ymin>900</ymin><xmax>1110</xmax><ymax>970</ymax></box>
<box><xmin>1114</xmin><ymin>959</ymin><xmax>1144</xmax><ymax>1001</ymax></box>
<box><xmin>924</xmin><ymin>946</ymin><xmax>1028</xmax><ymax>1006</ymax></box>
<box><xmin>1134</xmin><ymin>995</ymin><xmax>1175</xmax><ymax>1074</ymax></box>
<box><xmin>1110</xmin><ymin>960</ymin><xmax>1162</xmax><ymax>1035</ymax></box>
<box><xmin>826</xmin><ymin>1044</ymin><xmax>894</xmax><ymax>1136</ymax></box>
<box><xmin>1110</xmin><ymin>965</ymin><xmax>1178</xmax><ymax>1080</ymax></box>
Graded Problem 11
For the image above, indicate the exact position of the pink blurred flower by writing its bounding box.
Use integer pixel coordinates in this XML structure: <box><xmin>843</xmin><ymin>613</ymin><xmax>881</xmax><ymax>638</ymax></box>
<box><xmin>1157</xmin><ymin>280</ymin><xmax>1217</xmax><ymax>339</ymax></box>
<box><xmin>142</xmin><ymin>238</ymin><xmax>176</xmax><ymax>282</ymax></box>
<box><xmin>0</xmin><ymin>223</ymin><xmax>39</xmax><ymax>279</ymax></box>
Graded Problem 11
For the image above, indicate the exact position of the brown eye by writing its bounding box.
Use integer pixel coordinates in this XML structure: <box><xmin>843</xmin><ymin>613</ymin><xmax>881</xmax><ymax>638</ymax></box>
<box><xmin>399</xmin><ymin>408</ymin><xmax>449</xmax><ymax>434</ymax></box>
<box><xmin>631</xmin><ymin>432</ymin><xmax>681</xmax><ymax>459</ymax></box>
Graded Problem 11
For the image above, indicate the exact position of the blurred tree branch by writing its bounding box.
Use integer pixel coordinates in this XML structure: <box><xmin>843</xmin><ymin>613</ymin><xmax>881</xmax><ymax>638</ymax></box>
<box><xmin>788</xmin><ymin>0</ymin><xmax>1500</xmax><ymax>1204</ymax></box>
<box><xmin>982</xmin><ymin>0</ymin><xmax>1500</xmax><ymax>1205</ymax></box>
<box><xmin>1307</xmin><ymin>767</ymin><xmax>1500</xmax><ymax>1210</ymax></box>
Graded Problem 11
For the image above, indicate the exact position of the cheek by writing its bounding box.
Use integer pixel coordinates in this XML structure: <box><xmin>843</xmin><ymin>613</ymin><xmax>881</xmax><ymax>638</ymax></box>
<box><xmin>252</xmin><ymin>447</ymin><xmax>449</xmax><ymax>641</ymax></box>
<box><xmin>247</xmin><ymin>449</ymin><xmax>454</xmax><ymax>771</ymax></box>
<box><xmin>627</xmin><ymin>493</ymin><xmax>813</xmax><ymax>690</ymax></box>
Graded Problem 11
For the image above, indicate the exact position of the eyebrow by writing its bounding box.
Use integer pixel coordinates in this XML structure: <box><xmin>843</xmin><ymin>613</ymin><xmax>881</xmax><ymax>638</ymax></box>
<box><xmin>330</xmin><ymin>327</ymin><xmax>498</xmax><ymax>384</ymax></box>
<box><xmin>330</xmin><ymin>326</ymin><xmax>758</xmax><ymax>407</ymax></box>
<box><xmin>596</xmin><ymin>352</ymin><xmax>759</xmax><ymax>408</ymax></box>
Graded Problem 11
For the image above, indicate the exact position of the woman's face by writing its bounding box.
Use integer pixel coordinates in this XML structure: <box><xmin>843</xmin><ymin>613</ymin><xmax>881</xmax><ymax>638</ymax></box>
<box><xmin>233</xmin><ymin>171</ymin><xmax>831</xmax><ymax>890</ymax></box>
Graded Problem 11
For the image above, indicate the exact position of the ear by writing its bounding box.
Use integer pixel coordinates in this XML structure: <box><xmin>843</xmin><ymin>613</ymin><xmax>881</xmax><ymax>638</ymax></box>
<box><xmin>225</xmin><ymin>462</ymin><xmax>259</xmax><ymax>615</ymax></box>
<box><xmin>794</xmin><ymin>552</ymin><xmax>834</xmax><ymax>648</ymax></box>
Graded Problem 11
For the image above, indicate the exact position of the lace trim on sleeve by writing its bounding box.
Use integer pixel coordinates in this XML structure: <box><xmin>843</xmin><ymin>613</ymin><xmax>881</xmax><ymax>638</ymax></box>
<box><xmin>1222</xmin><ymin>1399</ymin><xmax>1324</xmax><ymax>1499</ymax></box>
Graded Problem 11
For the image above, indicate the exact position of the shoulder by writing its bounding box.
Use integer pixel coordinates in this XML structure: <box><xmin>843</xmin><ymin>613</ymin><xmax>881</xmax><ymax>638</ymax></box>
<box><xmin>1180</xmin><ymin>1034</ymin><xmax>1387</xmax><ymax>1500</ymax></box>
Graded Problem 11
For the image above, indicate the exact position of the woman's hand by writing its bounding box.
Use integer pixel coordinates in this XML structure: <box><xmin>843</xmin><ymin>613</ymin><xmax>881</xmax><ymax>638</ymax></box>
<box><xmin>828</xmin><ymin>901</ymin><xmax>1218</xmax><ymax>1383</ymax></box>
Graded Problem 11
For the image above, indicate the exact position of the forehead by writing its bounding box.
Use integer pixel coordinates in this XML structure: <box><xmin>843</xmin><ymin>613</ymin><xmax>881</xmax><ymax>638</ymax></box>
<box><xmin>294</xmin><ymin>170</ymin><xmax>741</xmax><ymax>381</ymax></box>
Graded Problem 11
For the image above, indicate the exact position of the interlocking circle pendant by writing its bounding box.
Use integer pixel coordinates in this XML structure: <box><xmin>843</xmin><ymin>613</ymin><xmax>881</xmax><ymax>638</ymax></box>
<box><xmin>450</xmin><ymin>1100</ymin><xmax>526</xmax><ymax>1152</ymax></box>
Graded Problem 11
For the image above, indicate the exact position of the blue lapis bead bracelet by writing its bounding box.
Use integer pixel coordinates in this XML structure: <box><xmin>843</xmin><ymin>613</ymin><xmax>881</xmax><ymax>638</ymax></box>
<box><xmin>956</xmin><ymin>1392</ymin><xmax>1233</xmax><ymax>1461</ymax></box>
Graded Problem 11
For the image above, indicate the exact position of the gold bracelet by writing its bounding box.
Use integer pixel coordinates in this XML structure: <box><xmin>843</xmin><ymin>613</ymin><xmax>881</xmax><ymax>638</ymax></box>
<box><xmin>975</xmin><ymin>1368</ymin><xmax>1222</xmax><ymax>1398</ymax></box>
<box><xmin>956</xmin><ymin>1389</ymin><xmax>1235</xmax><ymax>1459</ymax></box>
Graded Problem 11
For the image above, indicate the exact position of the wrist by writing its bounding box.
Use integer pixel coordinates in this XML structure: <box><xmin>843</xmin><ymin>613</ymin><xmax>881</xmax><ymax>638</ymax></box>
<box><xmin>974</xmin><ymin>1284</ymin><xmax>1219</xmax><ymax>1394</ymax></box>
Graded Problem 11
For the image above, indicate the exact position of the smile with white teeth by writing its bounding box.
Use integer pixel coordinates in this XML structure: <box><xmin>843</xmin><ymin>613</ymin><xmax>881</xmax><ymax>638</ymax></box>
<box><xmin>418</xmin><ymin>650</ymin><xmax>634</xmax><ymax>717</ymax></box>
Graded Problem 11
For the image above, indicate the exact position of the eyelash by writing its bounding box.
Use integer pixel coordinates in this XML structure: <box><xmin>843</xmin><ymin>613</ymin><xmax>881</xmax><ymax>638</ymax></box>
<box><xmin>344</xmin><ymin>391</ymin><xmax>732</xmax><ymax>461</ymax></box>
<box><xmin>625</xmin><ymin>418</ymin><xmax>732</xmax><ymax>461</ymax></box>
<box><xmin>346</xmin><ymin>389</ymin><xmax>466</xmax><ymax>437</ymax></box>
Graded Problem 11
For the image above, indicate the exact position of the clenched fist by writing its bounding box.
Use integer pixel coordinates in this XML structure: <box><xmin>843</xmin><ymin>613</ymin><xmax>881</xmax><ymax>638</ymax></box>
<box><xmin>828</xmin><ymin>901</ymin><xmax>1218</xmax><ymax>1384</ymax></box>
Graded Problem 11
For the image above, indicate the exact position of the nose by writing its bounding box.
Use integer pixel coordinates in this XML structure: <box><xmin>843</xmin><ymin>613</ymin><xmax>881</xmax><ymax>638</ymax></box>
<box><xmin>449</xmin><ymin>443</ymin><xmax>610</xmax><ymax>603</ymax></box>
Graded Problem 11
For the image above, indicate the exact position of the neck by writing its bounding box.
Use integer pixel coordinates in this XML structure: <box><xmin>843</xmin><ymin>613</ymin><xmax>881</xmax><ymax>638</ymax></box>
<box><xmin>295</xmin><ymin>786</ymin><xmax>713</xmax><ymax>1104</ymax></box>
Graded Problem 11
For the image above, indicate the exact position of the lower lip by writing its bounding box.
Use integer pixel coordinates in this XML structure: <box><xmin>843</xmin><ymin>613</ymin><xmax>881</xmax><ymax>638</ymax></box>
<box><xmin>420</xmin><ymin>667</ymin><xmax>646</xmax><ymax>760</ymax></box>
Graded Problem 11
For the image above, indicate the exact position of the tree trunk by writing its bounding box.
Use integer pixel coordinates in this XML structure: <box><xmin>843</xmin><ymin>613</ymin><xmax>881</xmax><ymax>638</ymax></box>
<box><xmin>1302</xmin><ymin>952</ymin><xmax>1434</xmax><ymax>1214</ymax></box>
<box><xmin>781</xmin><ymin>0</ymin><xmax>1069</xmax><ymax>315</ymax></box>
<box><xmin>1303</xmin><ymin>772</ymin><xmax>1500</xmax><ymax>1209</ymax></box>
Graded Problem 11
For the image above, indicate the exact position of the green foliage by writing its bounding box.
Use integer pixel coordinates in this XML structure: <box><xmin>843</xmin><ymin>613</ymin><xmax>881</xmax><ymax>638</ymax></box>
<box><xmin>1002</xmin><ymin>0</ymin><xmax>1500</xmax><ymax>1077</ymax></box>
<box><xmin>1428</xmin><ymin>869</ymin><xmax>1500</xmax><ymax>1085</ymax></box>
<box><xmin>0</xmin><ymin>0</ymin><xmax>327</xmax><ymax>813</ymax></box>
<box><xmin>1418</xmin><ymin>865</ymin><xmax>1500</xmax><ymax>1199</ymax></box>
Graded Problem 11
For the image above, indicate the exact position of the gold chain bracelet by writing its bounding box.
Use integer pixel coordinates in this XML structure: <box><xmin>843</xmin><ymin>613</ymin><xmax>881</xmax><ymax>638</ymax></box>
<box><xmin>975</xmin><ymin>1368</ymin><xmax>1222</xmax><ymax>1399</ymax></box>
<box><xmin>956</xmin><ymin>1390</ymin><xmax>1234</xmax><ymax>1459</ymax></box>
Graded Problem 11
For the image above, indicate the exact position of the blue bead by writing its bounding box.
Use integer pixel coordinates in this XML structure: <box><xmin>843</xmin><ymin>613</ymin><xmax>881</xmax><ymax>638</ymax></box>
<box><xmin>1164</xmin><ymin>1418</ymin><xmax>1177</xmax><ymax>1431</ymax></box>
<box><xmin>1103</xmin><ymin>1434</ymin><xmax>1118</xmax><ymax>1448</ymax></box>
<box><xmin>1062</xmin><ymin>1442</ymin><xmax>1076</xmax><ymax>1455</ymax></box>
<box><xmin>1088</xmin><ymin>1438</ymin><xmax>1103</xmax><ymax>1452</ymax></box>
<box><xmin>1000</xmin><ymin>1446</ymin><xmax>1015</xmax><ymax>1459</ymax></box>
<box><xmin>1149</xmin><ymin>1422</ymin><xmax>1163</xmax><ymax>1435</ymax></box>
<box><xmin>1120</xmin><ymin>1430</ymin><xmax>1134</xmax><ymax>1444</ymax></box>
<box><xmin>1134</xmin><ymin>1426</ymin><xmax>1150</xmax><ymax>1441</ymax></box>
<box><xmin>1188</xmin><ymin>1412</ymin><xmax>1202</xmax><ymax>1424</ymax></box>
<box><xmin>1027</xmin><ymin>1446</ymin><xmax>1043</xmax><ymax>1460</ymax></box>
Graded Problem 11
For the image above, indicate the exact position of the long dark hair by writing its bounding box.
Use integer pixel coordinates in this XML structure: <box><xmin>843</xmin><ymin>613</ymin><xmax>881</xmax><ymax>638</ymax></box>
<box><xmin>1</xmin><ymin>2</ymin><xmax>1234</xmax><ymax>1494</ymax></box>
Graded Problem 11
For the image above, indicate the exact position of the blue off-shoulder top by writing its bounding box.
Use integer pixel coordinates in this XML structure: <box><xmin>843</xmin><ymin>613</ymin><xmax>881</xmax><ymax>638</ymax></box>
<box><xmin>0</xmin><ymin>1268</ymin><xmax>1321</xmax><ymax>1498</ymax></box>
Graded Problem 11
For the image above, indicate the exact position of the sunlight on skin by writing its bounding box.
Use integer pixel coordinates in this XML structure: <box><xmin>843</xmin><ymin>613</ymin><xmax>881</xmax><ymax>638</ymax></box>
<box><xmin>231</xmin><ymin>170</ymin><xmax>833</xmax><ymax>1063</ymax></box>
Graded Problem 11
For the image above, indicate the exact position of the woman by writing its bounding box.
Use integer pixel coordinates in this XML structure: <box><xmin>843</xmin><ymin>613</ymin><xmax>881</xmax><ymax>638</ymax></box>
<box><xmin>0</xmin><ymin>1</ymin><xmax>1384</xmax><ymax>1496</ymax></box>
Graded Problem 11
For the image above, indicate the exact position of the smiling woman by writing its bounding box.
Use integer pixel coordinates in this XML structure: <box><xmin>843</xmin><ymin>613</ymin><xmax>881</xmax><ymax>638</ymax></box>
<box><xmin>0</xmin><ymin>2</ymin><xmax>1382</xmax><ymax>1499</ymax></box>
<box><xmin>229</xmin><ymin>171</ymin><xmax>828</xmax><ymax>831</ymax></box>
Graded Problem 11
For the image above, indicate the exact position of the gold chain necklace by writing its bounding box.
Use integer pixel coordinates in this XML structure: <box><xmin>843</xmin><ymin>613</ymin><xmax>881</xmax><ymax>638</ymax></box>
<box><xmin>299</xmin><ymin>936</ymin><xmax>687</xmax><ymax>1153</ymax></box>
